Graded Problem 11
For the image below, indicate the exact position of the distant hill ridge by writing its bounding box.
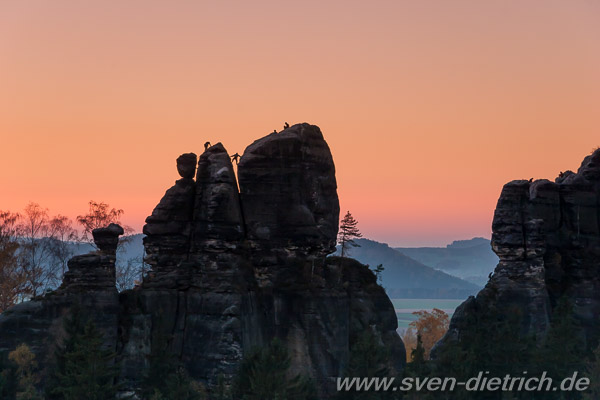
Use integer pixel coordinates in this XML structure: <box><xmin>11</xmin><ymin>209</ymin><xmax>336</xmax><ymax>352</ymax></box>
<box><xmin>336</xmin><ymin>238</ymin><xmax>481</xmax><ymax>299</ymax></box>
<box><xmin>394</xmin><ymin>237</ymin><xmax>498</xmax><ymax>286</ymax></box>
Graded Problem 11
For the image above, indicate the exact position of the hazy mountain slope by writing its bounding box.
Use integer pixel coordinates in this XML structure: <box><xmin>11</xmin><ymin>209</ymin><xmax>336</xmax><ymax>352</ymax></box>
<box><xmin>395</xmin><ymin>238</ymin><xmax>498</xmax><ymax>286</ymax></box>
<box><xmin>339</xmin><ymin>239</ymin><xmax>481</xmax><ymax>299</ymax></box>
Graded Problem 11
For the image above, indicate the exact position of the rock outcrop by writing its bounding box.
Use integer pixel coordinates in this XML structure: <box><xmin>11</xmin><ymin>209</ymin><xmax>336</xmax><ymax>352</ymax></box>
<box><xmin>435</xmin><ymin>148</ymin><xmax>600</xmax><ymax>353</ymax></box>
<box><xmin>0</xmin><ymin>123</ymin><xmax>404</xmax><ymax>398</ymax></box>
<box><xmin>0</xmin><ymin>224</ymin><xmax>123</xmax><ymax>372</ymax></box>
<box><xmin>238</xmin><ymin>125</ymin><xmax>340</xmax><ymax>288</ymax></box>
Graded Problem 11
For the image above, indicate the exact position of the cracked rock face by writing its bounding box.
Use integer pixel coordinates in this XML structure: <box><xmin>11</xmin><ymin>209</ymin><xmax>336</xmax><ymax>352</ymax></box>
<box><xmin>238</xmin><ymin>123</ymin><xmax>340</xmax><ymax>288</ymax></box>
<box><xmin>0</xmin><ymin>123</ymin><xmax>404</xmax><ymax>398</ymax></box>
<box><xmin>238</xmin><ymin>124</ymin><xmax>339</xmax><ymax>253</ymax></box>
<box><xmin>435</xmin><ymin>148</ymin><xmax>600</xmax><ymax>354</ymax></box>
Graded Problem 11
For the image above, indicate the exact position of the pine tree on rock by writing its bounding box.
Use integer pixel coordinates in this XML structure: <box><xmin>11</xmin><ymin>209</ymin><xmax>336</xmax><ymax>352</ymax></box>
<box><xmin>140</xmin><ymin>327</ymin><xmax>205</xmax><ymax>400</ymax></box>
<box><xmin>338</xmin><ymin>211</ymin><xmax>362</xmax><ymax>259</ymax></box>
<box><xmin>46</xmin><ymin>307</ymin><xmax>86</xmax><ymax>400</ymax></box>
<box><xmin>47</xmin><ymin>312</ymin><xmax>119</xmax><ymax>400</ymax></box>
<box><xmin>336</xmin><ymin>329</ymin><xmax>396</xmax><ymax>400</ymax></box>
<box><xmin>140</xmin><ymin>330</ymin><xmax>178</xmax><ymax>399</ymax></box>
<box><xmin>535</xmin><ymin>296</ymin><xmax>586</xmax><ymax>389</ymax></box>
<box><xmin>233</xmin><ymin>338</ymin><xmax>316</xmax><ymax>400</ymax></box>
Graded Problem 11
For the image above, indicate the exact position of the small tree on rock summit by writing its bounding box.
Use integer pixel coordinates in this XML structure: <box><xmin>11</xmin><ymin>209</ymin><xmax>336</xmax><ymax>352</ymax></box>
<box><xmin>338</xmin><ymin>211</ymin><xmax>362</xmax><ymax>258</ymax></box>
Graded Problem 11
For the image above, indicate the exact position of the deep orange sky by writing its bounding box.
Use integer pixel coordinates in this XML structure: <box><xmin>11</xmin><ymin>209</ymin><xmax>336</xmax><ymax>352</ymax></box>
<box><xmin>1</xmin><ymin>1</ymin><xmax>599</xmax><ymax>246</ymax></box>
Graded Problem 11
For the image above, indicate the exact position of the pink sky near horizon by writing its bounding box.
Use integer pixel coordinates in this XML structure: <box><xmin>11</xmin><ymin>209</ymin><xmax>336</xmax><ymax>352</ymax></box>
<box><xmin>1</xmin><ymin>1</ymin><xmax>599</xmax><ymax>246</ymax></box>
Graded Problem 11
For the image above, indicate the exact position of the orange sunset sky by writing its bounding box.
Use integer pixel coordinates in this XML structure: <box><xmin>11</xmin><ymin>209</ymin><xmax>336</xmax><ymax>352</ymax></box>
<box><xmin>1</xmin><ymin>1</ymin><xmax>599</xmax><ymax>246</ymax></box>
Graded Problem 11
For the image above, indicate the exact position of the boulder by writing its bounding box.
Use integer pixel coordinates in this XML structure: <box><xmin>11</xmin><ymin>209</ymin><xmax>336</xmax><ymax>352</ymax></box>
<box><xmin>176</xmin><ymin>152</ymin><xmax>198</xmax><ymax>179</ymax></box>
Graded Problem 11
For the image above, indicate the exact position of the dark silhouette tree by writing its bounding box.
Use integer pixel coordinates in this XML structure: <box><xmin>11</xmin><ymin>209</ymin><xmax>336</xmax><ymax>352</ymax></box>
<box><xmin>15</xmin><ymin>203</ymin><xmax>81</xmax><ymax>296</ymax></box>
<box><xmin>534</xmin><ymin>296</ymin><xmax>586</xmax><ymax>398</ymax></box>
<box><xmin>411</xmin><ymin>333</ymin><xmax>426</xmax><ymax>366</ymax></box>
<box><xmin>336</xmin><ymin>329</ymin><xmax>397</xmax><ymax>400</ymax></box>
<box><xmin>403</xmin><ymin>333</ymin><xmax>430</xmax><ymax>385</ymax></box>
<box><xmin>156</xmin><ymin>367</ymin><xmax>205</xmax><ymax>400</ymax></box>
<box><xmin>76</xmin><ymin>200</ymin><xmax>131</xmax><ymax>245</ymax></box>
<box><xmin>431</xmin><ymin>306</ymin><xmax>536</xmax><ymax>400</ymax></box>
<box><xmin>0</xmin><ymin>210</ymin><xmax>27</xmax><ymax>312</ymax></box>
<box><xmin>338</xmin><ymin>211</ymin><xmax>362</xmax><ymax>258</ymax></box>
<box><xmin>140</xmin><ymin>323</ymin><xmax>204</xmax><ymax>400</ymax></box>
<box><xmin>233</xmin><ymin>338</ymin><xmax>316</xmax><ymax>400</ymax></box>
<box><xmin>76</xmin><ymin>200</ymin><xmax>141</xmax><ymax>291</ymax></box>
<box><xmin>46</xmin><ymin>307</ymin><xmax>86</xmax><ymax>399</ymax></box>
<box><xmin>373</xmin><ymin>264</ymin><xmax>384</xmax><ymax>284</ymax></box>
<box><xmin>46</xmin><ymin>308</ymin><xmax>119</xmax><ymax>400</ymax></box>
<box><xmin>140</xmin><ymin>329</ymin><xmax>177</xmax><ymax>399</ymax></box>
<box><xmin>17</xmin><ymin>202</ymin><xmax>54</xmax><ymax>297</ymax></box>
<box><xmin>45</xmin><ymin>215</ymin><xmax>78</xmax><ymax>289</ymax></box>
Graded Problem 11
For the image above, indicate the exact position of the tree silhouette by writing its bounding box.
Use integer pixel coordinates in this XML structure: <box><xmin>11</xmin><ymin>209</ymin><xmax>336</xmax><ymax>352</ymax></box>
<box><xmin>45</xmin><ymin>215</ymin><xmax>78</xmax><ymax>289</ymax></box>
<box><xmin>409</xmin><ymin>308</ymin><xmax>449</xmax><ymax>360</ymax></box>
<box><xmin>407</xmin><ymin>333</ymin><xmax>428</xmax><ymax>377</ymax></box>
<box><xmin>76</xmin><ymin>200</ymin><xmax>130</xmax><ymax>246</ymax></box>
<box><xmin>76</xmin><ymin>201</ymin><xmax>142</xmax><ymax>291</ymax></box>
<box><xmin>18</xmin><ymin>202</ymin><xmax>54</xmax><ymax>297</ymax></box>
<box><xmin>140</xmin><ymin>328</ymin><xmax>204</xmax><ymax>400</ymax></box>
<box><xmin>338</xmin><ymin>211</ymin><xmax>362</xmax><ymax>258</ymax></box>
<box><xmin>0</xmin><ymin>210</ymin><xmax>26</xmax><ymax>312</ymax></box>
<box><xmin>336</xmin><ymin>329</ymin><xmax>395</xmax><ymax>400</ymax></box>
<box><xmin>47</xmin><ymin>311</ymin><xmax>119</xmax><ymax>400</ymax></box>
<box><xmin>233</xmin><ymin>338</ymin><xmax>316</xmax><ymax>400</ymax></box>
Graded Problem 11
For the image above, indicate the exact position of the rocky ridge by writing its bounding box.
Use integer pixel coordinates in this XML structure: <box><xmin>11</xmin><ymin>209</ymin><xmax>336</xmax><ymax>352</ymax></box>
<box><xmin>0</xmin><ymin>123</ymin><xmax>404</xmax><ymax>397</ymax></box>
<box><xmin>435</xmin><ymin>148</ymin><xmax>600</xmax><ymax>353</ymax></box>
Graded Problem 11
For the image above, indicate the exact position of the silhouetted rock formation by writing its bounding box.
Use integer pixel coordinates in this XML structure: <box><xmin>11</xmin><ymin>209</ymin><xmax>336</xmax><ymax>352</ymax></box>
<box><xmin>176</xmin><ymin>152</ymin><xmax>198</xmax><ymax>179</ymax></box>
<box><xmin>0</xmin><ymin>224</ymin><xmax>123</xmax><ymax>369</ymax></box>
<box><xmin>92</xmin><ymin>223</ymin><xmax>124</xmax><ymax>254</ymax></box>
<box><xmin>435</xmin><ymin>148</ymin><xmax>600</xmax><ymax>355</ymax></box>
<box><xmin>0</xmin><ymin>123</ymin><xmax>404</xmax><ymax>398</ymax></box>
<box><xmin>238</xmin><ymin>125</ymin><xmax>340</xmax><ymax>287</ymax></box>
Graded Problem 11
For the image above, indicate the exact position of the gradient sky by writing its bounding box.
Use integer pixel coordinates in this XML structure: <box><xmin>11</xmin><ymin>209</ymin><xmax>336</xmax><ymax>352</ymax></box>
<box><xmin>1</xmin><ymin>1</ymin><xmax>599</xmax><ymax>246</ymax></box>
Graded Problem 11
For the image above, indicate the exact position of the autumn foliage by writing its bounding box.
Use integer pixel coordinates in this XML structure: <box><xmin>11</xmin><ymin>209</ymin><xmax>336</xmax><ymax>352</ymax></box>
<box><xmin>402</xmin><ymin>308</ymin><xmax>449</xmax><ymax>361</ymax></box>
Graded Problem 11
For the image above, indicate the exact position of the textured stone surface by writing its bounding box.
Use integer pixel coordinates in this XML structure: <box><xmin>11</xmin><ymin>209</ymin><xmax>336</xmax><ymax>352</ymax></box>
<box><xmin>435</xmin><ymin>148</ymin><xmax>600</xmax><ymax>354</ymax></box>
<box><xmin>238</xmin><ymin>123</ymin><xmax>339</xmax><ymax>253</ymax></box>
<box><xmin>0</xmin><ymin>123</ymin><xmax>404</xmax><ymax>398</ymax></box>
<box><xmin>238</xmin><ymin>123</ymin><xmax>340</xmax><ymax>288</ymax></box>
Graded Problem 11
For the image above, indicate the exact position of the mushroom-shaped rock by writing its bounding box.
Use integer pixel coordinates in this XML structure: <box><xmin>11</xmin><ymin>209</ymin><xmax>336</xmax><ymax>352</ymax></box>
<box><xmin>92</xmin><ymin>223</ymin><xmax>125</xmax><ymax>254</ymax></box>
<box><xmin>176</xmin><ymin>153</ymin><xmax>198</xmax><ymax>179</ymax></box>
